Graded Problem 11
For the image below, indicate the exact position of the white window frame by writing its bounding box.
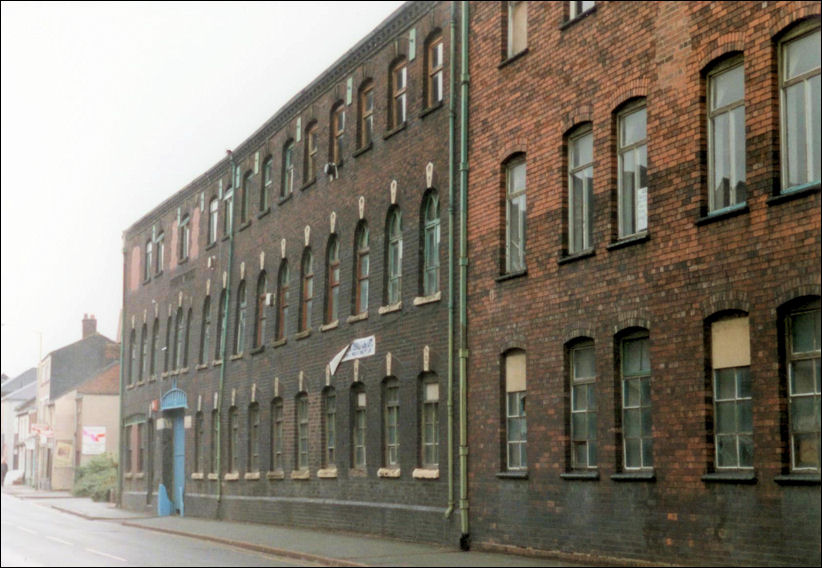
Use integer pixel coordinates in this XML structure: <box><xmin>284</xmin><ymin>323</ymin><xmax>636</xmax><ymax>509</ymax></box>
<box><xmin>568</xmin><ymin>129</ymin><xmax>594</xmax><ymax>254</ymax></box>
<box><xmin>617</xmin><ymin>103</ymin><xmax>648</xmax><ymax>237</ymax></box>
<box><xmin>621</xmin><ymin>332</ymin><xmax>653</xmax><ymax>470</ymax></box>
<box><xmin>506</xmin><ymin>158</ymin><xmax>526</xmax><ymax>273</ymax></box>
<box><xmin>786</xmin><ymin>300</ymin><xmax>821</xmax><ymax>472</ymax></box>
<box><xmin>570</xmin><ymin>341</ymin><xmax>597</xmax><ymax>470</ymax></box>
<box><xmin>707</xmin><ymin>58</ymin><xmax>746</xmax><ymax>213</ymax></box>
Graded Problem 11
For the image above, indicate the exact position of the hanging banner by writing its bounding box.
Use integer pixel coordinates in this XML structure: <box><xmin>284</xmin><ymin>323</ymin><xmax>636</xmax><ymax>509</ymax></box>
<box><xmin>82</xmin><ymin>426</ymin><xmax>107</xmax><ymax>455</ymax></box>
<box><xmin>342</xmin><ymin>335</ymin><xmax>376</xmax><ymax>362</ymax></box>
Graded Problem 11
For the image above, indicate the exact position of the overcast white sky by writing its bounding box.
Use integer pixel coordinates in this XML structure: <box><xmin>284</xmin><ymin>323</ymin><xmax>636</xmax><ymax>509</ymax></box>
<box><xmin>1</xmin><ymin>1</ymin><xmax>405</xmax><ymax>379</ymax></box>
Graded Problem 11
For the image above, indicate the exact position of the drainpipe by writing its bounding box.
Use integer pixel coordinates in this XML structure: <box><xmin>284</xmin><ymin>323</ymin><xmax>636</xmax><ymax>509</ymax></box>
<box><xmin>458</xmin><ymin>0</ymin><xmax>470</xmax><ymax>551</ymax></box>
<box><xmin>444</xmin><ymin>0</ymin><xmax>457</xmax><ymax>522</ymax></box>
<box><xmin>117</xmin><ymin>241</ymin><xmax>127</xmax><ymax>507</ymax></box>
<box><xmin>216</xmin><ymin>152</ymin><xmax>237</xmax><ymax>511</ymax></box>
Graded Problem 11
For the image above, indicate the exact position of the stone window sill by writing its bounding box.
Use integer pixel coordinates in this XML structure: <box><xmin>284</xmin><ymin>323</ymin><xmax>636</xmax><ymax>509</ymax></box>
<box><xmin>212</xmin><ymin>360</ymin><xmax>223</xmax><ymax>367</ymax></box>
<box><xmin>320</xmin><ymin>321</ymin><xmax>339</xmax><ymax>332</ymax></box>
<box><xmin>414</xmin><ymin>291</ymin><xmax>441</xmax><ymax>306</ymax></box>
<box><xmin>496</xmin><ymin>470</ymin><xmax>528</xmax><ymax>480</ymax></box>
<box><xmin>207</xmin><ymin>473</ymin><xmax>219</xmax><ymax>481</ymax></box>
<box><xmin>349</xmin><ymin>468</ymin><xmax>367</xmax><ymax>478</ymax></box>
<box><xmin>558</xmin><ymin>249</ymin><xmax>595</xmax><ymax>265</ymax></box>
<box><xmin>191</xmin><ymin>472</ymin><xmax>205</xmax><ymax>480</ymax></box>
<box><xmin>607</xmin><ymin>232</ymin><xmax>650</xmax><ymax>251</ymax></box>
<box><xmin>272</xmin><ymin>338</ymin><xmax>287</xmax><ymax>348</ymax></box>
<box><xmin>250</xmin><ymin>345</ymin><xmax>265</xmax><ymax>356</ymax></box>
<box><xmin>136</xmin><ymin>380</ymin><xmax>145</xmax><ymax>387</ymax></box>
<box><xmin>413</xmin><ymin>468</ymin><xmax>440</xmax><ymax>480</ymax></box>
<box><xmin>257</xmin><ymin>207</ymin><xmax>271</xmax><ymax>220</ymax></box>
<box><xmin>148</xmin><ymin>375</ymin><xmax>157</xmax><ymax>382</ymax></box>
<box><xmin>238</xmin><ymin>220</ymin><xmax>252</xmax><ymax>232</ymax></box>
<box><xmin>300</xmin><ymin>178</ymin><xmax>316</xmax><ymax>192</ymax></box>
<box><xmin>498</xmin><ymin>47</ymin><xmax>530</xmax><ymax>69</ymax></box>
<box><xmin>229</xmin><ymin>353</ymin><xmax>243</xmax><ymax>361</ymax></box>
<box><xmin>266</xmin><ymin>470</ymin><xmax>285</xmax><ymax>481</ymax></box>
<box><xmin>611</xmin><ymin>471</ymin><xmax>655</xmax><ymax>482</ymax></box>
<box><xmin>701</xmin><ymin>471</ymin><xmax>756</xmax><ymax>484</ymax></box>
<box><xmin>767</xmin><ymin>183</ymin><xmax>820</xmax><ymax>206</ymax></box>
<box><xmin>353</xmin><ymin>143</ymin><xmax>372</xmax><ymax>159</ymax></box>
<box><xmin>420</xmin><ymin>101</ymin><xmax>444</xmax><ymax>119</ymax></box>
<box><xmin>347</xmin><ymin>313</ymin><xmax>368</xmax><ymax>324</ymax></box>
<box><xmin>161</xmin><ymin>371</ymin><xmax>170</xmax><ymax>378</ymax></box>
<box><xmin>124</xmin><ymin>473</ymin><xmax>133</xmax><ymax>479</ymax></box>
<box><xmin>561</xmin><ymin>471</ymin><xmax>600</xmax><ymax>481</ymax></box>
<box><xmin>318</xmin><ymin>468</ymin><xmax>338</xmax><ymax>479</ymax></box>
<box><xmin>695</xmin><ymin>203</ymin><xmax>748</xmax><ymax>226</ymax></box>
<box><xmin>196</xmin><ymin>364</ymin><xmax>208</xmax><ymax>371</ymax></box>
<box><xmin>383</xmin><ymin>122</ymin><xmax>407</xmax><ymax>141</ymax></box>
<box><xmin>774</xmin><ymin>473</ymin><xmax>820</xmax><ymax>486</ymax></box>
<box><xmin>135</xmin><ymin>473</ymin><xmax>145</xmax><ymax>479</ymax></box>
<box><xmin>224</xmin><ymin>472</ymin><xmax>240</xmax><ymax>481</ymax></box>
<box><xmin>378</xmin><ymin>302</ymin><xmax>402</xmax><ymax>315</ymax></box>
<box><xmin>244</xmin><ymin>472</ymin><xmax>261</xmax><ymax>481</ymax></box>
<box><xmin>378</xmin><ymin>467</ymin><xmax>401</xmax><ymax>478</ymax></box>
<box><xmin>126</xmin><ymin>384</ymin><xmax>135</xmax><ymax>391</ymax></box>
<box><xmin>290</xmin><ymin>470</ymin><xmax>310</xmax><ymax>481</ymax></box>
<box><xmin>295</xmin><ymin>329</ymin><xmax>311</xmax><ymax>340</ymax></box>
<box><xmin>205</xmin><ymin>242</ymin><xmax>217</xmax><ymax>251</ymax></box>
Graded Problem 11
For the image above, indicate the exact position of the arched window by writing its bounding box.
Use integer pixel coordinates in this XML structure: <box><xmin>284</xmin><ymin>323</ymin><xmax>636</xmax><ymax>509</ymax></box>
<box><xmin>383</xmin><ymin>377</ymin><xmax>400</xmax><ymax>467</ymax></box>
<box><xmin>420</xmin><ymin>374</ymin><xmax>440</xmax><ymax>468</ymax></box>
<box><xmin>505</xmin><ymin>156</ymin><xmax>526</xmax><ymax>273</ymax></box>
<box><xmin>200</xmin><ymin>296</ymin><xmax>211</xmax><ymax>365</ymax></box>
<box><xmin>351</xmin><ymin>383</ymin><xmax>367</xmax><ymax>469</ymax></box>
<box><xmin>215</xmin><ymin>289</ymin><xmax>227</xmax><ymax>360</ymax></box>
<box><xmin>254</xmin><ymin>272</ymin><xmax>267</xmax><ymax>348</ymax></box>
<box><xmin>330</xmin><ymin>103</ymin><xmax>345</xmax><ymax>165</ymax></box>
<box><xmin>568</xmin><ymin>338</ymin><xmax>596</xmax><ymax>470</ymax></box>
<box><xmin>358</xmin><ymin>80</ymin><xmax>374</xmax><ymax>148</ymax></box>
<box><xmin>425</xmin><ymin>33</ymin><xmax>444</xmax><ymax>107</ymax></box>
<box><xmin>300</xmin><ymin>249</ymin><xmax>314</xmax><ymax>332</ymax></box>
<box><xmin>281</xmin><ymin>141</ymin><xmax>295</xmax><ymax>199</ymax></box>
<box><xmin>276</xmin><ymin>261</ymin><xmax>290</xmax><ymax>341</ymax></box>
<box><xmin>228</xmin><ymin>406</ymin><xmax>239</xmax><ymax>474</ymax></box>
<box><xmin>194</xmin><ymin>411</ymin><xmax>204</xmax><ymax>474</ymax></box>
<box><xmin>296</xmin><ymin>393</ymin><xmax>309</xmax><ymax>471</ymax></box>
<box><xmin>184</xmin><ymin>307</ymin><xmax>192</xmax><ymax>368</ymax></box>
<box><xmin>421</xmin><ymin>192</ymin><xmax>440</xmax><ymax>296</ymax></box>
<box><xmin>248</xmin><ymin>403</ymin><xmax>260</xmax><ymax>473</ymax></box>
<box><xmin>260</xmin><ymin>156</ymin><xmax>272</xmax><ymax>211</ymax></box>
<box><xmin>618</xmin><ymin>329</ymin><xmax>652</xmax><ymax>471</ymax></box>
<box><xmin>504</xmin><ymin>350</ymin><xmax>526</xmax><ymax>471</ymax></box>
<box><xmin>210</xmin><ymin>409</ymin><xmax>219</xmax><ymax>474</ymax></box>
<box><xmin>234</xmin><ymin>281</ymin><xmax>247</xmax><ymax>355</ymax></box>
<box><xmin>386</xmin><ymin>208</ymin><xmax>403</xmax><ymax>305</ymax></box>
<box><xmin>707</xmin><ymin>55</ymin><xmax>746</xmax><ymax>212</ymax></box>
<box><xmin>140</xmin><ymin>324</ymin><xmax>148</xmax><ymax>381</ymax></box>
<box><xmin>305</xmin><ymin>122</ymin><xmax>318</xmax><ymax>183</ymax></box>
<box><xmin>323</xmin><ymin>387</ymin><xmax>337</xmax><ymax>468</ymax></box>
<box><xmin>144</xmin><ymin>241</ymin><xmax>152</xmax><ymax>282</ymax></box>
<box><xmin>223</xmin><ymin>185</ymin><xmax>234</xmax><ymax>236</ymax></box>
<box><xmin>326</xmin><ymin>236</ymin><xmax>340</xmax><ymax>324</ymax></box>
<box><xmin>270</xmin><ymin>397</ymin><xmax>284</xmax><ymax>471</ymax></box>
<box><xmin>389</xmin><ymin>59</ymin><xmax>407</xmax><ymax>129</ymax></box>
<box><xmin>164</xmin><ymin>316</ymin><xmax>172</xmax><ymax>372</ymax></box>
<box><xmin>174</xmin><ymin>308</ymin><xmax>184</xmax><ymax>369</ymax></box>
<box><xmin>150</xmin><ymin>318</ymin><xmax>159</xmax><ymax>377</ymax></box>
<box><xmin>128</xmin><ymin>329</ymin><xmax>137</xmax><ymax>386</ymax></box>
<box><xmin>155</xmin><ymin>232</ymin><xmax>165</xmax><ymax>275</ymax></box>
<box><xmin>568</xmin><ymin>126</ymin><xmax>594</xmax><ymax>254</ymax></box>
<box><xmin>616</xmin><ymin>100</ymin><xmax>648</xmax><ymax>237</ymax></box>
<box><xmin>178</xmin><ymin>214</ymin><xmax>190</xmax><ymax>261</ymax></box>
<box><xmin>354</xmin><ymin>222</ymin><xmax>370</xmax><ymax>315</ymax></box>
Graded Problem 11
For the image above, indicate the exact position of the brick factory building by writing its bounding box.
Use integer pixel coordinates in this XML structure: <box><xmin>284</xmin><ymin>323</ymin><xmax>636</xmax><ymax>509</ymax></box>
<box><xmin>120</xmin><ymin>2</ymin><xmax>820</xmax><ymax>565</ymax></box>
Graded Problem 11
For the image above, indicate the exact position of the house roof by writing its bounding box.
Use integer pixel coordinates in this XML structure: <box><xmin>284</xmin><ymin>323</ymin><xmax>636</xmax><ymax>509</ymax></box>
<box><xmin>1</xmin><ymin>381</ymin><xmax>36</xmax><ymax>403</ymax></box>
<box><xmin>77</xmin><ymin>361</ymin><xmax>120</xmax><ymax>395</ymax></box>
<box><xmin>1</xmin><ymin>368</ymin><xmax>36</xmax><ymax>396</ymax></box>
<box><xmin>47</xmin><ymin>333</ymin><xmax>118</xmax><ymax>399</ymax></box>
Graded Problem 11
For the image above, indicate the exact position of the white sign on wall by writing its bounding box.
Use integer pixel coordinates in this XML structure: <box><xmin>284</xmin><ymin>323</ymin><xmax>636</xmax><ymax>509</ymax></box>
<box><xmin>82</xmin><ymin>426</ymin><xmax>106</xmax><ymax>455</ymax></box>
<box><xmin>343</xmin><ymin>336</ymin><xmax>376</xmax><ymax>362</ymax></box>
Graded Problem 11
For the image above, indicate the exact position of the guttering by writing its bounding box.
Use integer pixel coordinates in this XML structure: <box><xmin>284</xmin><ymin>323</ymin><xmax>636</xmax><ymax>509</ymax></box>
<box><xmin>216</xmin><ymin>151</ymin><xmax>238</xmax><ymax>510</ymax></box>
<box><xmin>444</xmin><ymin>0</ymin><xmax>458</xmax><ymax>522</ymax></box>
<box><xmin>458</xmin><ymin>0</ymin><xmax>471</xmax><ymax>550</ymax></box>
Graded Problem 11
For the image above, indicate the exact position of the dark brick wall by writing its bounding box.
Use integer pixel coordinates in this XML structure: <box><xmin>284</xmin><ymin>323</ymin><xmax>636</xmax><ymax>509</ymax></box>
<box><xmin>121</xmin><ymin>1</ymin><xmax>462</xmax><ymax>545</ymax></box>
<box><xmin>466</xmin><ymin>1</ymin><xmax>820</xmax><ymax>566</ymax></box>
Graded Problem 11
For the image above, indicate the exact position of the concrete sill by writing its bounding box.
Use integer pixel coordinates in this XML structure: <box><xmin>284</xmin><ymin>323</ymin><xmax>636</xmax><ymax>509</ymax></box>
<box><xmin>212</xmin><ymin>360</ymin><xmax>223</xmax><ymax>367</ymax></box>
<box><xmin>266</xmin><ymin>470</ymin><xmax>285</xmax><ymax>481</ymax></box>
<box><xmin>774</xmin><ymin>473</ymin><xmax>820</xmax><ymax>486</ymax></box>
<box><xmin>558</xmin><ymin>249</ymin><xmax>595</xmax><ymax>266</ymax></box>
<box><xmin>320</xmin><ymin>321</ymin><xmax>339</xmax><ymax>332</ymax></box>
<box><xmin>224</xmin><ymin>472</ymin><xmax>240</xmax><ymax>481</ymax></box>
<box><xmin>496</xmin><ymin>471</ymin><xmax>528</xmax><ymax>480</ymax></box>
<box><xmin>196</xmin><ymin>364</ymin><xmax>208</xmax><ymax>371</ymax></box>
<box><xmin>134</xmin><ymin>473</ymin><xmax>145</xmax><ymax>480</ymax></box>
<box><xmin>290</xmin><ymin>470</ymin><xmax>310</xmax><ymax>481</ymax></box>
<box><xmin>272</xmin><ymin>338</ymin><xmax>287</xmax><ymax>348</ymax></box>
<box><xmin>349</xmin><ymin>468</ymin><xmax>368</xmax><ymax>478</ymax></box>
<box><xmin>383</xmin><ymin>122</ymin><xmax>407</xmax><ymax>141</ymax></box>
<box><xmin>419</xmin><ymin>101</ymin><xmax>444</xmax><ymax>119</ymax></box>
<box><xmin>207</xmin><ymin>473</ymin><xmax>219</xmax><ymax>481</ymax></box>
<box><xmin>561</xmin><ymin>471</ymin><xmax>600</xmax><ymax>481</ymax></box>
<box><xmin>701</xmin><ymin>471</ymin><xmax>756</xmax><ymax>484</ymax></box>
<box><xmin>413</xmin><ymin>291</ymin><xmax>441</xmax><ymax>306</ymax></box>
<box><xmin>695</xmin><ymin>203</ymin><xmax>748</xmax><ymax>226</ymax></box>
<box><xmin>378</xmin><ymin>302</ymin><xmax>402</xmax><ymax>315</ymax></box>
<box><xmin>767</xmin><ymin>183</ymin><xmax>820</xmax><ymax>206</ymax></box>
<box><xmin>353</xmin><ymin>143</ymin><xmax>372</xmax><ymax>159</ymax></box>
<box><xmin>412</xmin><ymin>468</ymin><xmax>439</xmax><ymax>480</ymax></box>
<box><xmin>347</xmin><ymin>313</ymin><xmax>368</xmax><ymax>324</ymax></box>
<box><xmin>607</xmin><ymin>232</ymin><xmax>650</xmax><ymax>251</ymax></box>
<box><xmin>250</xmin><ymin>346</ymin><xmax>265</xmax><ymax>356</ymax></box>
<box><xmin>611</xmin><ymin>471</ymin><xmax>655</xmax><ymax>482</ymax></box>
<box><xmin>244</xmin><ymin>472</ymin><xmax>261</xmax><ymax>481</ymax></box>
<box><xmin>191</xmin><ymin>473</ymin><xmax>205</xmax><ymax>480</ymax></box>
<box><xmin>124</xmin><ymin>473</ymin><xmax>133</xmax><ymax>479</ymax></box>
<box><xmin>377</xmin><ymin>468</ymin><xmax>401</xmax><ymax>478</ymax></box>
<box><xmin>498</xmin><ymin>47</ymin><xmax>530</xmax><ymax>69</ymax></box>
<box><xmin>295</xmin><ymin>329</ymin><xmax>311</xmax><ymax>340</ymax></box>
<box><xmin>229</xmin><ymin>353</ymin><xmax>244</xmax><ymax>361</ymax></box>
<box><xmin>317</xmin><ymin>468</ymin><xmax>338</xmax><ymax>479</ymax></box>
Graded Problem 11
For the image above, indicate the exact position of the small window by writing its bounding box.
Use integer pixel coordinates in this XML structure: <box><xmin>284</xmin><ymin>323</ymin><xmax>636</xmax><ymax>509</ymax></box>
<box><xmin>208</xmin><ymin>198</ymin><xmax>219</xmax><ymax>245</ymax></box>
<box><xmin>505</xmin><ymin>351</ymin><xmax>527</xmax><ymax>471</ymax></box>
<box><xmin>248</xmin><ymin>403</ymin><xmax>260</xmax><ymax>473</ymax></box>
<box><xmin>421</xmin><ymin>376</ymin><xmax>440</xmax><ymax>468</ymax></box>
<box><xmin>296</xmin><ymin>394</ymin><xmax>309</xmax><ymax>471</ymax></box>
<box><xmin>151</xmin><ymin>318</ymin><xmax>160</xmax><ymax>376</ymax></box>
<box><xmin>215</xmin><ymin>290</ymin><xmax>227</xmax><ymax>360</ymax></box>
<box><xmin>194</xmin><ymin>411</ymin><xmax>205</xmax><ymax>474</ymax></box>
<box><xmin>570</xmin><ymin>340</ymin><xmax>597</xmax><ymax>469</ymax></box>
<box><xmin>326</xmin><ymin>236</ymin><xmax>340</xmax><ymax>324</ymax></box>
<box><xmin>708</xmin><ymin>58</ymin><xmax>746</xmax><ymax>212</ymax></box>
<box><xmin>174</xmin><ymin>307</ymin><xmax>185</xmax><ymax>369</ymax></box>
<box><xmin>621</xmin><ymin>332</ymin><xmax>653</xmax><ymax>470</ymax></box>
<box><xmin>276</xmin><ymin>261</ymin><xmax>290</xmax><ymax>341</ymax></box>
<box><xmin>210</xmin><ymin>409</ymin><xmax>219</xmax><ymax>474</ymax></box>
<box><xmin>568</xmin><ymin>128</ymin><xmax>594</xmax><ymax>254</ymax></box>
<box><xmin>223</xmin><ymin>186</ymin><xmax>234</xmax><ymax>236</ymax></box>
<box><xmin>780</xmin><ymin>25</ymin><xmax>821</xmax><ymax>192</ymax></box>
<box><xmin>140</xmin><ymin>324</ymin><xmax>148</xmax><ymax>381</ymax></box>
<box><xmin>261</xmin><ymin>157</ymin><xmax>272</xmax><ymax>211</ymax></box>
<box><xmin>155</xmin><ymin>232</ymin><xmax>165</xmax><ymax>274</ymax></box>
<box><xmin>390</xmin><ymin>60</ymin><xmax>407</xmax><ymax>129</ymax></box>
<box><xmin>164</xmin><ymin>316</ymin><xmax>172</xmax><ymax>372</ymax></box>
<box><xmin>332</xmin><ymin>105</ymin><xmax>345</xmax><ymax>165</ymax></box>
<box><xmin>240</xmin><ymin>171</ymin><xmax>252</xmax><ymax>223</ymax></box>
<box><xmin>228</xmin><ymin>407</ymin><xmax>239</xmax><ymax>474</ymax></box>
<box><xmin>352</xmin><ymin>385</ymin><xmax>367</xmax><ymax>469</ymax></box>
<box><xmin>300</xmin><ymin>249</ymin><xmax>314</xmax><ymax>332</ymax></box>
<box><xmin>128</xmin><ymin>329</ymin><xmax>137</xmax><ymax>386</ymax></box>
<box><xmin>785</xmin><ymin>299</ymin><xmax>820</xmax><ymax>472</ymax></box>
<box><xmin>617</xmin><ymin>104</ymin><xmax>648</xmax><ymax>237</ymax></box>
<box><xmin>384</xmin><ymin>378</ymin><xmax>400</xmax><ymax>467</ymax></box>
<box><xmin>359</xmin><ymin>82</ymin><xmax>374</xmax><ymax>148</ymax></box>
<box><xmin>507</xmin><ymin>1</ymin><xmax>528</xmax><ymax>58</ymax></box>
<box><xmin>569</xmin><ymin>0</ymin><xmax>595</xmax><ymax>19</ymax></box>
<box><xmin>324</xmin><ymin>388</ymin><xmax>337</xmax><ymax>468</ymax></box>
<box><xmin>710</xmin><ymin>315</ymin><xmax>753</xmax><ymax>469</ymax></box>
<box><xmin>178</xmin><ymin>214</ymin><xmax>190</xmax><ymax>260</ymax></box>
<box><xmin>422</xmin><ymin>192</ymin><xmax>440</xmax><ymax>296</ymax></box>
<box><xmin>254</xmin><ymin>272</ymin><xmax>267</xmax><ymax>348</ymax></box>
<box><xmin>144</xmin><ymin>241</ymin><xmax>153</xmax><ymax>282</ymax></box>
<box><xmin>271</xmin><ymin>398</ymin><xmax>284</xmax><ymax>471</ymax></box>
<box><xmin>505</xmin><ymin>158</ymin><xmax>526</xmax><ymax>273</ymax></box>
<box><xmin>305</xmin><ymin>123</ymin><xmax>318</xmax><ymax>182</ymax></box>
<box><xmin>200</xmin><ymin>296</ymin><xmax>211</xmax><ymax>365</ymax></box>
<box><xmin>354</xmin><ymin>222</ymin><xmax>370</xmax><ymax>315</ymax></box>
<box><xmin>282</xmin><ymin>141</ymin><xmax>294</xmax><ymax>199</ymax></box>
<box><xmin>234</xmin><ymin>280</ymin><xmax>247</xmax><ymax>355</ymax></box>
<box><xmin>427</xmin><ymin>35</ymin><xmax>444</xmax><ymax>107</ymax></box>
<box><xmin>386</xmin><ymin>208</ymin><xmax>403</xmax><ymax>305</ymax></box>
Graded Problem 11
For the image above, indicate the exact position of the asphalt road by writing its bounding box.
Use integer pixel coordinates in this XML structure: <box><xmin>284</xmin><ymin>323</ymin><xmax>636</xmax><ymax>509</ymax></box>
<box><xmin>0</xmin><ymin>492</ymin><xmax>316</xmax><ymax>567</ymax></box>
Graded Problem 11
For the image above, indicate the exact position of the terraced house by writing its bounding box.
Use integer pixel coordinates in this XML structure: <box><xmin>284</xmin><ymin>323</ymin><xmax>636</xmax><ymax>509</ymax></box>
<box><xmin>120</xmin><ymin>2</ymin><xmax>820</xmax><ymax>565</ymax></box>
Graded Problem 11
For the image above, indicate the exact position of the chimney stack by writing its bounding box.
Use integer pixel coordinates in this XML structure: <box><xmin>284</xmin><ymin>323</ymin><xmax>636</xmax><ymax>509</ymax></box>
<box><xmin>82</xmin><ymin>313</ymin><xmax>97</xmax><ymax>339</ymax></box>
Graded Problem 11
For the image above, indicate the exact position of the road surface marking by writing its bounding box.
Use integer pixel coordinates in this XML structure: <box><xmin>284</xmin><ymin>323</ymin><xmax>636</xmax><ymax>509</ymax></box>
<box><xmin>85</xmin><ymin>548</ymin><xmax>127</xmax><ymax>562</ymax></box>
<box><xmin>46</xmin><ymin>536</ymin><xmax>74</xmax><ymax>546</ymax></box>
<box><xmin>17</xmin><ymin>526</ymin><xmax>37</xmax><ymax>534</ymax></box>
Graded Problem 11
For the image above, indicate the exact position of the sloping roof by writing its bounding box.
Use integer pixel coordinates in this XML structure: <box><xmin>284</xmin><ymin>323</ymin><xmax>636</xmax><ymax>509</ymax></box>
<box><xmin>48</xmin><ymin>333</ymin><xmax>118</xmax><ymax>399</ymax></box>
<box><xmin>1</xmin><ymin>368</ymin><xmax>36</xmax><ymax>396</ymax></box>
<box><xmin>77</xmin><ymin>361</ymin><xmax>120</xmax><ymax>395</ymax></box>
<box><xmin>1</xmin><ymin>380</ymin><xmax>36</xmax><ymax>403</ymax></box>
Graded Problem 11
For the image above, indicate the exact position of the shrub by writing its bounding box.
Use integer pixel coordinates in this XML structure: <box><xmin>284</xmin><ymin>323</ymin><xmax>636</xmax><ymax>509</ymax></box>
<box><xmin>73</xmin><ymin>454</ymin><xmax>118</xmax><ymax>502</ymax></box>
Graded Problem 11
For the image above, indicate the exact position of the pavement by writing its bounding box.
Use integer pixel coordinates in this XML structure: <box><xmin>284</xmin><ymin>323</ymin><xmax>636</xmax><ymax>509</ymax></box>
<box><xmin>2</xmin><ymin>484</ymin><xmax>598</xmax><ymax>567</ymax></box>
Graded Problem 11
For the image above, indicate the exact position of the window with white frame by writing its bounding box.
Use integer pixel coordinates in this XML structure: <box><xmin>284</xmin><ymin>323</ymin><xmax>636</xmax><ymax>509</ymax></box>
<box><xmin>505</xmin><ymin>350</ymin><xmax>527</xmax><ymax>471</ymax></box>
<box><xmin>386</xmin><ymin>208</ymin><xmax>403</xmax><ymax>305</ymax></box>
<box><xmin>422</xmin><ymin>192</ymin><xmax>440</xmax><ymax>296</ymax></box>
<box><xmin>507</xmin><ymin>1</ymin><xmax>528</xmax><ymax>58</ymax></box>
<box><xmin>208</xmin><ymin>198</ymin><xmax>219</xmax><ymax>245</ymax></box>
<box><xmin>151</xmin><ymin>318</ymin><xmax>159</xmax><ymax>376</ymax></box>
<box><xmin>570</xmin><ymin>340</ymin><xmax>597</xmax><ymax>469</ymax></box>
<box><xmin>254</xmin><ymin>272</ymin><xmax>267</xmax><ymax>348</ymax></box>
<box><xmin>352</xmin><ymin>386</ymin><xmax>367</xmax><ymax>469</ymax></box>
<box><xmin>711</xmin><ymin>315</ymin><xmax>753</xmax><ymax>469</ymax></box>
<box><xmin>391</xmin><ymin>60</ymin><xmax>407</xmax><ymax>128</ymax></box>
<box><xmin>179</xmin><ymin>214</ymin><xmax>190</xmax><ymax>260</ymax></box>
<box><xmin>618</xmin><ymin>103</ymin><xmax>648</xmax><ymax>237</ymax></box>
<box><xmin>174</xmin><ymin>307</ymin><xmax>184</xmax><ymax>370</ymax></box>
<box><xmin>223</xmin><ymin>186</ymin><xmax>234</xmax><ymax>236</ymax></box>
<box><xmin>568</xmin><ymin>128</ymin><xmax>594</xmax><ymax>253</ymax></box>
<box><xmin>354</xmin><ymin>222</ymin><xmax>370</xmax><ymax>315</ymax></box>
<box><xmin>210</xmin><ymin>409</ymin><xmax>218</xmax><ymax>474</ymax></box>
<box><xmin>215</xmin><ymin>290</ymin><xmax>227</xmax><ymax>360</ymax></box>
<box><xmin>144</xmin><ymin>241</ymin><xmax>152</xmax><ymax>282</ymax></box>
<box><xmin>326</xmin><ymin>236</ymin><xmax>340</xmax><ymax>324</ymax></box>
<box><xmin>300</xmin><ymin>249</ymin><xmax>314</xmax><ymax>332</ymax></box>
<box><xmin>708</xmin><ymin>58</ymin><xmax>746</xmax><ymax>212</ymax></box>
<box><xmin>234</xmin><ymin>280</ymin><xmax>246</xmax><ymax>355</ymax></box>
<box><xmin>427</xmin><ymin>35</ymin><xmax>444</xmax><ymax>107</ymax></box>
<box><xmin>786</xmin><ymin>299</ymin><xmax>820</xmax><ymax>472</ymax></box>
<box><xmin>282</xmin><ymin>141</ymin><xmax>294</xmax><ymax>199</ymax></box>
<box><xmin>155</xmin><ymin>232</ymin><xmax>164</xmax><ymax>274</ymax></box>
<box><xmin>305</xmin><ymin>123</ymin><xmax>318</xmax><ymax>182</ymax></box>
<box><xmin>271</xmin><ymin>398</ymin><xmax>284</xmax><ymax>471</ymax></box>
<box><xmin>228</xmin><ymin>406</ymin><xmax>239</xmax><ymax>473</ymax></box>
<box><xmin>421</xmin><ymin>376</ymin><xmax>439</xmax><ymax>469</ymax></box>
<box><xmin>780</xmin><ymin>25</ymin><xmax>821</xmax><ymax>192</ymax></box>
<box><xmin>621</xmin><ymin>331</ymin><xmax>653</xmax><ymax>470</ymax></box>
<box><xmin>240</xmin><ymin>171</ymin><xmax>252</xmax><ymax>223</ymax></box>
<box><xmin>324</xmin><ymin>388</ymin><xmax>337</xmax><ymax>468</ymax></box>
<box><xmin>505</xmin><ymin>157</ymin><xmax>526</xmax><ymax>273</ymax></box>
<box><xmin>194</xmin><ymin>411</ymin><xmax>204</xmax><ymax>474</ymax></box>
<box><xmin>200</xmin><ymin>296</ymin><xmax>211</xmax><ymax>365</ymax></box>
<box><xmin>276</xmin><ymin>261</ymin><xmax>289</xmax><ymax>341</ymax></box>
<box><xmin>296</xmin><ymin>394</ymin><xmax>309</xmax><ymax>471</ymax></box>
<box><xmin>569</xmin><ymin>0</ymin><xmax>595</xmax><ymax>19</ymax></box>
<box><xmin>384</xmin><ymin>378</ymin><xmax>400</xmax><ymax>467</ymax></box>
<box><xmin>261</xmin><ymin>157</ymin><xmax>272</xmax><ymax>211</ymax></box>
<box><xmin>248</xmin><ymin>403</ymin><xmax>260</xmax><ymax>473</ymax></box>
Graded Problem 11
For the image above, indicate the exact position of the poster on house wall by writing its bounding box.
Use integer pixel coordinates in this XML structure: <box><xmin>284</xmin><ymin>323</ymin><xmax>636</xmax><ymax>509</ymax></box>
<box><xmin>82</xmin><ymin>426</ymin><xmax>106</xmax><ymax>455</ymax></box>
<box><xmin>54</xmin><ymin>441</ymin><xmax>73</xmax><ymax>467</ymax></box>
